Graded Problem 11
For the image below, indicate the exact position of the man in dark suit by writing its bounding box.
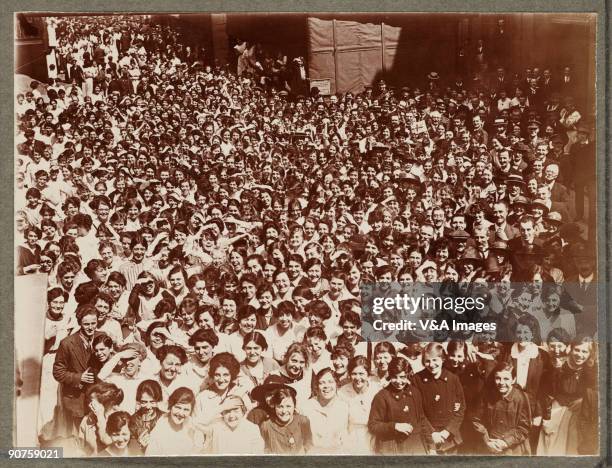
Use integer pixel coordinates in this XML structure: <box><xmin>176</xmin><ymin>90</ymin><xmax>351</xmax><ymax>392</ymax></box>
<box><xmin>526</xmin><ymin>77</ymin><xmax>544</xmax><ymax>112</ymax></box>
<box><xmin>508</xmin><ymin>215</ymin><xmax>544</xmax><ymax>279</ymax></box>
<box><xmin>489</xmin><ymin>201</ymin><xmax>520</xmax><ymax>242</ymax></box>
<box><xmin>543</xmin><ymin>163</ymin><xmax>570</xmax><ymax>204</ymax></box>
<box><xmin>561</xmin><ymin>242</ymin><xmax>597</xmax><ymax>336</ymax></box>
<box><xmin>540</xmin><ymin>69</ymin><xmax>555</xmax><ymax>100</ymax></box>
<box><xmin>472</xmin><ymin>114</ymin><xmax>489</xmax><ymax>147</ymax></box>
<box><xmin>570</xmin><ymin>123</ymin><xmax>595</xmax><ymax>223</ymax></box>
<box><xmin>287</xmin><ymin>56</ymin><xmax>309</xmax><ymax>97</ymax></box>
<box><xmin>558</xmin><ymin>65</ymin><xmax>576</xmax><ymax>97</ymax></box>
<box><xmin>492</xmin><ymin>66</ymin><xmax>510</xmax><ymax>92</ymax></box>
<box><xmin>65</xmin><ymin>57</ymin><xmax>83</xmax><ymax>87</ymax></box>
<box><xmin>52</xmin><ymin>305</ymin><xmax>101</xmax><ymax>438</ymax></box>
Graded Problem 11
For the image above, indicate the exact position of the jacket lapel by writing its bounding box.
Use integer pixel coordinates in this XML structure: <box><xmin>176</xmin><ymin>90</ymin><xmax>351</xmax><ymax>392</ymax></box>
<box><xmin>71</xmin><ymin>333</ymin><xmax>91</xmax><ymax>371</ymax></box>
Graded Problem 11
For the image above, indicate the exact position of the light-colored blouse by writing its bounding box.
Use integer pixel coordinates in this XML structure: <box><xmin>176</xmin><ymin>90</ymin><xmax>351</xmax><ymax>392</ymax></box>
<box><xmin>301</xmin><ymin>396</ymin><xmax>350</xmax><ymax>454</ymax></box>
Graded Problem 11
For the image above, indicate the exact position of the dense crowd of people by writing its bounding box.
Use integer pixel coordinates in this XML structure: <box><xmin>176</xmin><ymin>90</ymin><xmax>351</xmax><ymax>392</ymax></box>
<box><xmin>15</xmin><ymin>15</ymin><xmax>598</xmax><ymax>457</ymax></box>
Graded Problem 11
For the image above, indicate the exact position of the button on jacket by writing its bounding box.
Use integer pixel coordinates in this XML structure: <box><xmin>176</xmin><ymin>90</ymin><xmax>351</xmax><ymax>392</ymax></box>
<box><xmin>471</xmin><ymin>385</ymin><xmax>531</xmax><ymax>455</ymax></box>
<box><xmin>260</xmin><ymin>414</ymin><xmax>313</xmax><ymax>454</ymax></box>
<box><xmin>413</xmin><ymin>368</ymin><xmax>466</xmax><ymax>447</ymax></box>
<box><xmin>368</xmin><ymin>383</ymin><xmax>434</xmax><ymax>454</ymax></box>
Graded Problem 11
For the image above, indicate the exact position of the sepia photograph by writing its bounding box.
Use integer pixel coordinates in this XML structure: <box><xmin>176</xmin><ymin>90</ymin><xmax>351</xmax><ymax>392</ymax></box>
<box><xmin>13</xmin><ymin>11</ymin><xmax>600</xmax><ymax>458</ymax></box>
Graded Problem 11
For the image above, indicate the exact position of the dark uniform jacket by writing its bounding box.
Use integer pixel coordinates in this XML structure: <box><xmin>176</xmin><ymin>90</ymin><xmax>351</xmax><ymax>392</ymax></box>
<box><xmin>500</xmin><ymin>345</ymin><xmax>550</xmax><ymax>418</ymax></box>
<box><xmin>368</xmin><ymin>383</ymin><xmax>434</xmax><ymax>454</ymax></box>
<box><xmin>471</xmin><ymin>384</ymin><xmax>531</xmax><ymax>455</ymax></box>
<box><xmin>413</xmin><ymin>368</ymin><xmax>466</xmax><ymax>449</ymax></box>
<box><xmin>539</xmin><ymin>361</ymin><xmax>597</xmax><ymax>418</ymax></box>
<box><xmin>260</xmin><ymin>414</ymin><xmax>313</xmax><ymax>454</ymax></box>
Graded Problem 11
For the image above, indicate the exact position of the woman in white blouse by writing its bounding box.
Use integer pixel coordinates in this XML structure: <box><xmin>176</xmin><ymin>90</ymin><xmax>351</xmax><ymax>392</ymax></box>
<box><xmin>206</xmin><ymin>395</ymin><xmax>264</xmax><ymax>454</ymax></box>
<box><xmin>193</xmin><ymin>352</ymin><xmax>248</xmax><ymax>428</ymax></box>
<box><xmin>145</xmin><ymin>387</ymin><xmax>206</xmax><ymax>455</ymax></box>
<box><xmin>338</xmin><ymin>356</ymin><xmax>381</xmax><ymax>454</ymax></box>
<box><xmin>301</xmin><ymin>367</ymin><xmax>350</xmax><ymax>454</ymax></box>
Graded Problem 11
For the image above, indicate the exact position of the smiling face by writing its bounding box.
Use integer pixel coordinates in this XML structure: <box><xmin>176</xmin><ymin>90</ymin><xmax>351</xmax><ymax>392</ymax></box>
<box><xmin>374</xmin><ymin>351</ymin><xmax>392</xmax><ymax>373</ymax></box>
<box><xmin>123</xmin><ymin>356</ymin><xmax>141</xmax><ymax>377</ymax></box>
<box><xmin>543</xmin><ymin>292</ymin><xmax>561</xmax><ymax>313</ymax></box>
<box><xmin>350</xmin><ymin>365</ymin><xmax>368</xmax><ymax>391</ymax></box>
<box><xmin>274</xmin><ymin>396</ymin><xmax>295</xmax><ymax>424</ymax></box>
<box><xmin>93</xmin><ymin>341</ymin><xmax>111</xmax><ymax>362</ymax></box>
<box><xmin>179</xmin><ymin>307</ymin><xmax>195</xmax><ymax>327</ymax></box>
<box><xmin>95</xmin><ymin>297</ymin><xmax>111</xmax><ymax>323</ymax></box>
<box><xmin>213</xmin><ymin>365</ymin><xmax>232</xmax><ymax>392</ymax></box>
<box><xmin>132</xmin><ymin>243</ymin><xmax>147</xmax><ymax>262</ymax></box>
<box><xmin>307</xmin><ymin>263</ymin><xmax>322</xmax><ymax>283</ymax></box>
<box><xmin>494</xmin><ymin>369</ymin><xmax>515</xmax><ymax>396</ymax></box>
<box><xmin>222</xmin><ymin>406</ymin><xmax>243</xmax><ymax>430</ymax></box>
<box><xmin>389</xmin><ymin>370</ymin><xmax>409</xmax><ymax>391</ymax></box>
<box><xmin>569</xmin><ymin>342</ymin><xmax>591</xmax><ymax>367</ymax></box>
<box><xmin>80</xmin><ymin>313</ymin><xmax>98</xmax><ymax>338</ymax></box>
<box><xmin>48</xmin><ymin>290</ymin><xmax>64</xmax><ymax>315</ymax></box>
<box><xmin>149</xmin><ymin>327</ymin><xmax>166</xmax><ymax>350</ymax></box>
<box><xmin>244</xmin><ymin>340</ymin><xmax>263</xmax><ymax>364</ymax></box>
<box><xmin>239</xmin><ymin>313</ymin><xmax>257</xmax><ymax>335</ymax></box>
<box><xmin>277</xmin><ymin>311</ymin><xmax>292</xmax><ymax>330</ymax></box>
<box><xmin>274</xmin><ymin>273</ymin><xmax>290</xmax><ymax>294</ymax></box>
<box><xmin>138</xmin><ymin>391</ymin><xmax>158</xmax><ymax>415</ymax></box>
<box><xmin>448</xmin><ymin>347</ymin><xmax>465</xmax><ymax>368</ymax></box>
<box><xmin>194</xmin><ymin>308</ymin><xmax>214</xmax><ymax>329</ymax></box>
<box><xmin>100</xmin><ymin>246</ymin><xmax>115</xmax><ymax>265</ymax></box>
<box><xmin>331</xmin><ymin>350</ymin><xmax>348</xmax><ymax>373</ymax></box>
<box><xmin>516</xmin><ymin>324</ymin><xmax>534</xmax><ymax>343</ymax></box>
<box><xmin>423</xmin><ymin>353</ymin><xmax>443</xmax><ymax>376</ymax></box>
<box><xmin>169</xmin><ymin>272</ymin><xmax>185</xmax><ymax>292</ymax></box>
<box><xmin>221</xmin><ymin>298</ymin><xmax>237</xmax><ymax>318</ymax></box>
<box><xmin>307</xmin><ymin>335</ymin><xmax>325</xmax><ymax>358</ymax></box>
<box><xmin>317</xmin><ymin>372</ymin><xmax>337</xmax><ymax>401</ymax></box>
<box><xmin>285</xmin><ymin>352</ymin><xmax>306</xmax><ymax>378</ymax></box>
<box><xmin>169</xmin><ymin>402</ymin><xmax>192</xmax><ymax>426</ymax></box>
<box><xmin>110</xmin><ymin>423</ymin><xmax>131</xmax><ymax>450</ymax></box>
<box><xmin>160</xmin><ymin>353</ymin><xmax>182</xmax><ymax>381</ymax></box>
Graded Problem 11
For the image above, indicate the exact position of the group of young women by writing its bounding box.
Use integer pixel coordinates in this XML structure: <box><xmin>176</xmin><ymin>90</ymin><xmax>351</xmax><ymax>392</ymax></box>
<box><xmin>15</xmin><ymin>14</ymin><xmax>598</xmax><ymax>457</ymax></box>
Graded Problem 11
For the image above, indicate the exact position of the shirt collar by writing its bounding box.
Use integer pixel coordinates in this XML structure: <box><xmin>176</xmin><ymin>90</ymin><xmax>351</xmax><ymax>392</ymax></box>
<box><xmin>511</xmin><ymin>342</ymin><xmax>539</xmax><ymax>359</ymax></box>
<box><xmin>79</xmin><ymin>331</ymin><xmax>93</xmax><ymax>348</ymax></box>
<box><xmin>579</xmin><ymin>273</ymin><xmax>594</xmax><ymax>283</ymax></box>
